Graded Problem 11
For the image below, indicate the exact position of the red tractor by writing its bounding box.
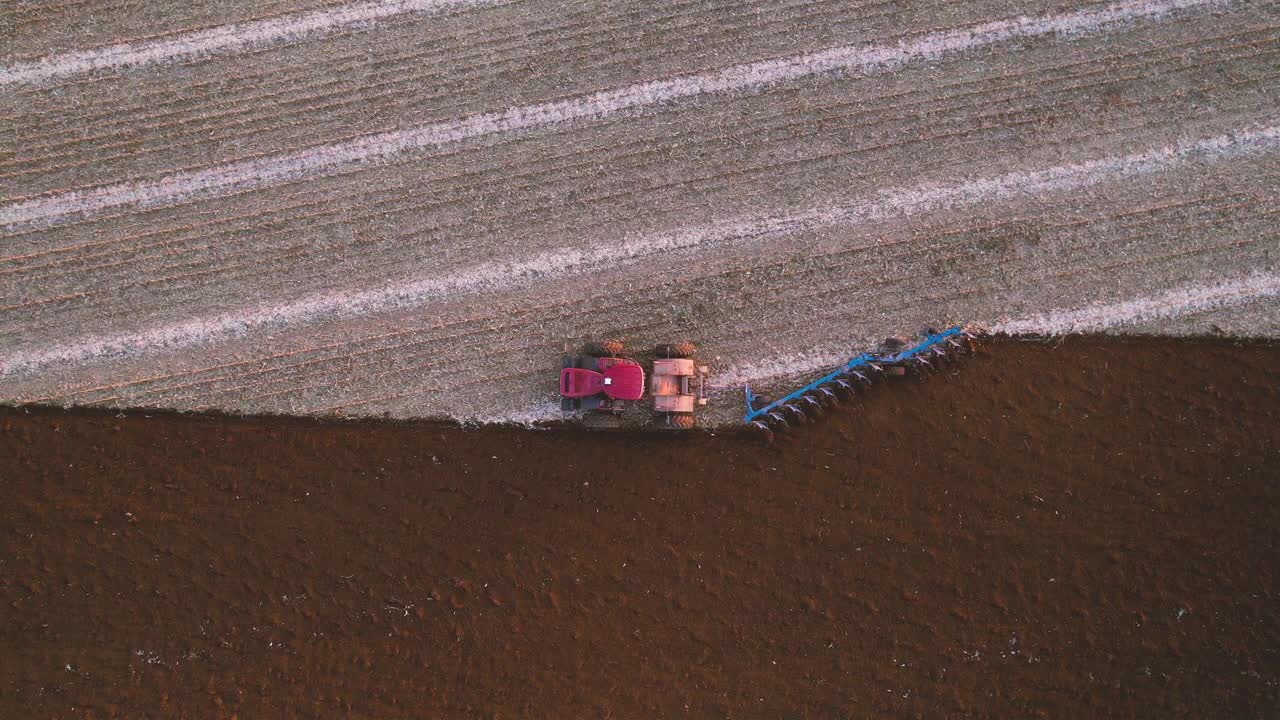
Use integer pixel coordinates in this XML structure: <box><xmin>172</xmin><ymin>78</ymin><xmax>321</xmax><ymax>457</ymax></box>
<box><xmin>560</xmin><ymin>341</ymin><xmax>708</xmax><ymax>429</ymax></box>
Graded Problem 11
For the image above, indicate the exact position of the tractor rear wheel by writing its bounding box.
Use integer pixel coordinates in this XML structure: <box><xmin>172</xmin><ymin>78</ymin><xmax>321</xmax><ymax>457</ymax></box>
<box><xmin>585</xmin><ymin>340</ymin><xmax>625</xmax><ymax>357</ymax></box>
<box><xmin>654</xmin><ymin>342</ymin><xmax>696</xmax><ymax>359</ymax></box>
<box><xmin>658</xmin><ymin>412</ymin><xmax>696</xmax><ymax>430</ymax></box>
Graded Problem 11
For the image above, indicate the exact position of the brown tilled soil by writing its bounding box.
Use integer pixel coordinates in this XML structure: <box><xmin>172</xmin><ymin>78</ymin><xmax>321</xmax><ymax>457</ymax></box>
<box><xmin>2</xmin><ymin>336</ymin><xmax>1278</xmax><ymax>718</ymax></box>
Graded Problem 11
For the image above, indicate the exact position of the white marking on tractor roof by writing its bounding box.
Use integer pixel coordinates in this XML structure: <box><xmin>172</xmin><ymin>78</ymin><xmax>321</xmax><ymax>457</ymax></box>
<box><xmin>720</xmin><ymin>271</ymin><xmax>1280</xmax><ymax>385</ymax></box>
<box><xmin>0</xmin><ymin>0</ymin><xmax>1224</xmax><ymax>229</ymax></box>
<box><xmin>1</xmin><ymin>124</ymin><xmax>1273</xmax><ymax>378</ymax></box>
<box><xmin>0</xmin><ymin>0</ymin><xmax>499</xmax><ymax>87</ymax></box>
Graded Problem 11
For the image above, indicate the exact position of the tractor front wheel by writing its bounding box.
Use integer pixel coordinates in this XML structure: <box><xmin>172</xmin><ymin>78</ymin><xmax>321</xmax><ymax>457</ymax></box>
<box><xmin>654</xmin><ymin>342</ymin><xmax>697</xmax><ymax>359</ymax></box>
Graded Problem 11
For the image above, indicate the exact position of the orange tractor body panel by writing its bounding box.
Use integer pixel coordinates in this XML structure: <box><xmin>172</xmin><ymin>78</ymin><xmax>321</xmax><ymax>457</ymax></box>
<box><xmin>651</xmin><ymin>359</ymin><xmax>699</xmax><ymax>413</ymax></box>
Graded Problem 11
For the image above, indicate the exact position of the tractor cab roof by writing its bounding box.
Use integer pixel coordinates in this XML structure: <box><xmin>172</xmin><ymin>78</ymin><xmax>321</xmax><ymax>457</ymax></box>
<box><xmin>560</xmin><ymin>359</ymin><xmax>645</xmax><ymax>401</ymax></box>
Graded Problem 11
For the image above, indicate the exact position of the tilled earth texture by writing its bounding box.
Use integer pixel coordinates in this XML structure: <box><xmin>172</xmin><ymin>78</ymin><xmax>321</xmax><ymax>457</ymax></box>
<box><xmin>2</xmin><ymin>337</ymin><xmax>1278</xmax><ymax>718</ymax></box>
<box><xmin>3</xmin><ymin>0</ymin><xmax>1280</xmax><ymax>424</ymax></box>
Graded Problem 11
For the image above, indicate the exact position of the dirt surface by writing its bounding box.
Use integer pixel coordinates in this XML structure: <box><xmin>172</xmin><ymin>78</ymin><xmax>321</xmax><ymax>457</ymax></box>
<box><xmin>3</xmin><ymin>336</ymin><xmax>1277</xmax><ymax>718</ymax></box>
<box><xmin>3</xmin><ymin>0</ymin><xmax>1279</xmax><ymax>422</ymax></box>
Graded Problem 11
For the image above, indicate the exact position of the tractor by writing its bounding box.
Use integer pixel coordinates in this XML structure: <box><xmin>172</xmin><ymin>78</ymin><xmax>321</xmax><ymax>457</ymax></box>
<box><xmin>560</xmin><ymin>341</ymin><xmax>709</xmax><ymax>429</ymax></box>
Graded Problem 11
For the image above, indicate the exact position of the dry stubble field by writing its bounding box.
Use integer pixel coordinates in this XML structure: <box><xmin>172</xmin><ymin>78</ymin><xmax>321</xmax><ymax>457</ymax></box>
<box><xmin>1</xmin><ymin>0</ymin><xmax>1277</xmax><ymax>424</ymax></box>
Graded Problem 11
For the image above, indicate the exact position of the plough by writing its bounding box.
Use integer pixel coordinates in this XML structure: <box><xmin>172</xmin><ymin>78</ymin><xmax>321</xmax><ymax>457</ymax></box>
<box><xmin>743</xmin><ymin>325</ymin><xmax>981</xmax><ymax>441</ymax></box>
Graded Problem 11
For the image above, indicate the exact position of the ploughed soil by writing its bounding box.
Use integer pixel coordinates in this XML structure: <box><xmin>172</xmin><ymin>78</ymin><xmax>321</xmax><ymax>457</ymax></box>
<box><xmin>2</xmin><ymin>336</ymin><xmax>1278</xmax><ymax>719</ymax></box>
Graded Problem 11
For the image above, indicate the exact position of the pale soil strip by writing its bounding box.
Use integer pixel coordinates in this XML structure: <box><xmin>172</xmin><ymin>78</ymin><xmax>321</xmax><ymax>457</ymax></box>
<box><xmin>2</xmin><ymin>124</ymin><xmax>1274</xmax><ymax>377</ymax></box>
<box><xmin>13</xmin><ymin>25</ymin><xmax>1254</xmax><ymax>272</ymax></box>
<box><xmin>993</xmin><ymin>272</ymin><xmax>1280</xmax><ymax>335</ymax></box>
<box><xmin>718</xmin><ymin>271</ymin><xmax>1280</xmax><ymax>385</ymax></box>
<box><xmin>0</xmin><ymin>0</ymin><xmax>501</xmax><ymax>87</ymax></box>
<box><xmin>456</xmin><ymin>400</ymin><xmax>563</xmax><ymax>426</ymax></box>
<box><xmin>0</xmin><ymin>0</ymin><xmax>1225</xmax><ymax>229</ymax></box>
<box><xmin>6</xmin><ymin>0</ymin><xmax>860</xmax><ymax>156</ymax></box>
<box><xmin>19</xmin><ymin>28</ymin><xmax>1278</xmax><ymax>256</ymax></box>
<box><xmin>5</xmin><ymin>0</ymin><xmax>904</xmax><ymax>191</ymax></box>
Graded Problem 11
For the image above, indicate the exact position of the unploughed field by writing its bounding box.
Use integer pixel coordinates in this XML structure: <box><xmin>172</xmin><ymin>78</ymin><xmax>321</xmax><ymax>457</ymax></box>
<box><xmin>2</xmin><ymin>0</ymin><xmax>1279</xmax><ymax>424</ymax></box>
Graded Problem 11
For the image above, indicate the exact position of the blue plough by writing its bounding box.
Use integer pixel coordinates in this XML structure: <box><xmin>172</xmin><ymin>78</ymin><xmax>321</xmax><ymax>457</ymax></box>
<box><xmin>743</xmin><ymin>325</ymin><xmax>978</xmax><ymax>435</ymax></box>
